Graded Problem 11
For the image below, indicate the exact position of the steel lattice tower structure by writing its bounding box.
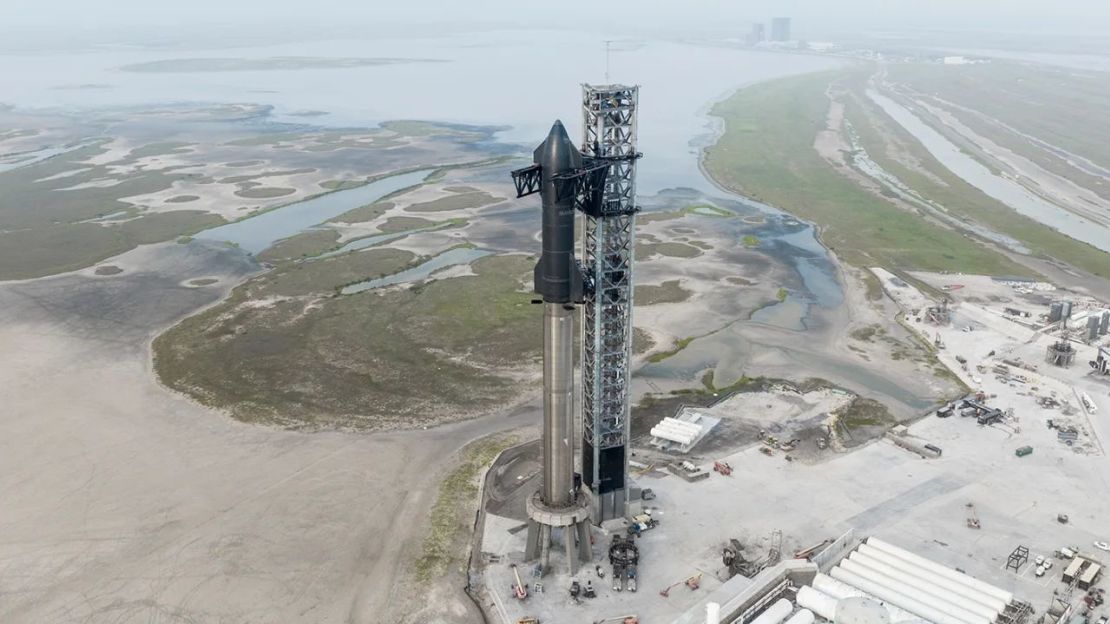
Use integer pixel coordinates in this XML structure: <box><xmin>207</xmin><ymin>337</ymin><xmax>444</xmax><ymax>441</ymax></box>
<box><xmin>579</xmin><ymin>84</ymin><xmax>640</xmax><ymax>522</ymax></box>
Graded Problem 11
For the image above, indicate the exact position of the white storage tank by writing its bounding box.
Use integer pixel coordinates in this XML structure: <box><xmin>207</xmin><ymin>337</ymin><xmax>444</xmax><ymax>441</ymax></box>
<box><xmin>797</xmin><ymin>586</ymin><xmax>838</xmax><ymax>622</ymax></box>
<box><xmin>813</xmin><ymin>574</ymin><xmax>919</xmax><ymax>623</ymax></box>
<box><xmin>837</xmin><ymin>597</ymin><xmax>891</xmax><ymax>624</ymax></box>
<box><xmin>784</xmin><ymin>608</ymin><xmax>816</xmax><ymax>624</ymax></box>
<box><xmin>855</xmin><ymin>545</ymin><xmax>1007</xmax><ymax>613</ymax></box>
<box><xmin>867</xmin><ymin>537</ymin><xmax>1013</xmax><ymax>605</ymax></box>
<box><xmin>750</xmin><ymin>598</ymin><xmax>795</xmax><ymax>624</ymax></box>
<box><xmin>841</xmin><ymin>557</ymin><xmax>1000</xmax><ymax>621</ymax></box>
<box><xmin>830</xmin><ymin>566</ymin><xmax>981</xmax><ymax>624</ymax></box>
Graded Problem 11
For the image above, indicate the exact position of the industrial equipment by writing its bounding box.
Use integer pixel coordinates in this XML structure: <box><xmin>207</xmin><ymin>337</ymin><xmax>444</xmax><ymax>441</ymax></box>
<box><xmin>592</xmin><ymin>616</ymin><xmax>639</xmax><ymax>624</ymax></box>
<box><xmin>609</xmin><ymin>535</ymin><xmax>639</xmax><ymax>592</ymax></box>
<box><xmin>966</xmin><ymin>503</ymin><xmax>981</xmax><ymax>529</ymax></box>
<box><xmin>627</xmin><ymin>513</ymin><xmax>658</xmax><ymax>536</ymax></box>
<box><xmin>659</xmin><ymin>573</ymin><xmax>701</xmax><ymax>597</ymax></box>
<box><xmin>512</xmin><ymin>564</ymin><xmax>528</xmax><ymax>600</ymax></box>
<box><xmin>1091</xmin><ymin>346</ymin><xmax>1110</xmax><ymax>375</ymax></box>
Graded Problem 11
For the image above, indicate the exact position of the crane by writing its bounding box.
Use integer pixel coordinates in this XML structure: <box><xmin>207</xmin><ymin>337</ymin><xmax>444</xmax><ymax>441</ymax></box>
<box><xmin>511</xmin><ymin>564</ymin><xmax>528</xmax><ymax>600</ymax></box>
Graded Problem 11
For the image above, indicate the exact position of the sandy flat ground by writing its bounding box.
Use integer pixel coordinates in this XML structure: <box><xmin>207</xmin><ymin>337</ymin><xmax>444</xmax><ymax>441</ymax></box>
<box><xmin>0</xmin><ymin>240</ymin><xmax>521</xmax><ymax>623</ymax></box>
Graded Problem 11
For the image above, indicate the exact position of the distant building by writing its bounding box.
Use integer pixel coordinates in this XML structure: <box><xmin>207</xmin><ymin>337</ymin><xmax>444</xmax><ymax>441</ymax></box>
<box><xmin>746</xmin><ymin>23</ymin><xmax>766</xmax><ymax>46</ymax></box>
<box><xmin>770</xmin><ymin>17</ymin><xmax>791</xmax><ymax>42</ymax></box>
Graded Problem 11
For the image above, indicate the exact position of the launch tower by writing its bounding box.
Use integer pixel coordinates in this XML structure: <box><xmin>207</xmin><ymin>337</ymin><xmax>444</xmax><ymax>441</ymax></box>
<box><xmin>579</xmin><ymin>84</ymin><xmax>641</xmax><ymax>522</ymax></box>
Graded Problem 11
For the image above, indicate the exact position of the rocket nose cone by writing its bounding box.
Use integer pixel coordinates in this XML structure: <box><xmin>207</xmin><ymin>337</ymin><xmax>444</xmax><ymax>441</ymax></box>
<box><xmin>534</xmin><ymin>119</ymin><xmax>581</xmax><ymax>170</ymax></box>
<box><xmin>548</xmin><ymin>119</ymin><xmax>568</xmax><ymax>138</ymax></box>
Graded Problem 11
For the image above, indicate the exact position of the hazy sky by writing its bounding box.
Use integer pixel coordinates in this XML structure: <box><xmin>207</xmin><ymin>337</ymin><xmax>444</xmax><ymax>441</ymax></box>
<box><xmin>1</xmin><ymin>0</ymin><xmax>1108</xmax><ymax>48</ymax></box>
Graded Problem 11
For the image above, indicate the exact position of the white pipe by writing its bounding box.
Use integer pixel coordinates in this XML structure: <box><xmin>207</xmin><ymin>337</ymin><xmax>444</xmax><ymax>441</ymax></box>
<box><xmin>706</xmin><ymin>602</ymin><xmax>721</xmax><ymax>624</ymax></box>
<box><xmin>813</xmin><ymin>574</ymin><xmax>919</xmax><ymax>622</ymax></box>
<box><xmin>867</xmin><ymin>537</ymin><xmax>1013</xmax><ymax>605</ymax></box>
<box><xmin>853</xmin><ymin>546</ymin><xmax>1007</xmax><ymax>613</ymax></box>
<box><xmin>841</xmin><ymin>558</ymin><xmax>1000</xmax><ymax>621</ymax></box>
<box><xmin>830</xmin><ymin>567</ymin><xmax>981</xmax><ymax>624</ymax></box>
<box><xmin>784</xmin><ymin>609</ymin><xmax>815</xmax><ymax>624</ymax></box>
<box><xmin>750</xmin><ymin>598</ymin><xmax>794</xmax><ymax>624</ymax></box>
<box><xmin>797</xmin><ymin>586</ymin><xmax>838</xmax><ymax>622</ymax></box>
<box><xmin>835</xmin><ymin>563</ymin><xmax>989</xmax><ymax>624</ymax></box>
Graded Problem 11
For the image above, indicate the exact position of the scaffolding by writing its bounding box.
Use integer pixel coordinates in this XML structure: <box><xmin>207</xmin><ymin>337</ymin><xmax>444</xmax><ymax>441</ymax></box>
<box><xmin>1046</xmin><ymin>340</ymin><xmax>1076</xmax><ymax>367</ymax></box>
<box><xmin>579</xmin><ymin>84</ymin><xmax>641</xmax><ymax>522</ymax></box>
<box><xmin>1006</xmin><ymin>545</ymin><xmax>1030</xmax><ymax>571</ymax></box>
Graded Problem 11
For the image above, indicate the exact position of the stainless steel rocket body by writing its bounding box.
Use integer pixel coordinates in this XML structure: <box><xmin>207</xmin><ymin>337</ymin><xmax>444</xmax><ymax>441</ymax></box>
<box><xmin>542</xmin><ymin>302</ymin><xmax>575</xmax><ymax>507</ymax></box>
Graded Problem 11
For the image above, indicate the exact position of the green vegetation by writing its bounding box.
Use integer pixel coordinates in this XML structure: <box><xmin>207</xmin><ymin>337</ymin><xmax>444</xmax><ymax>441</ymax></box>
<box><xmin>888</xmin><ymin>62</ymin><xmax>1110</xmax><ymax>198</ymax></box>
<box><xmin>189</xmin><ymin>278</ymin><xmax>218</xmax><ymax>286</ymax></box>
<box><xmin>635</xmin><ymin>280</ymin><xmax>692</xmax><ymax>306</ymax></box>
<box><xmin>850</xmin><ymin>324</ymin><xmax>883</xmax><ymax>343</ymax></box>
<box><xmin>378</xmin><ymin>216</ymin><xmax>437</xmax><ymax>232</ymax></box>
<box><xmin>842</xmin><ymin>71</ymin><xmax>1110</xmax><ymax>278</ymax></box>
<box><xmin>235</xmin><ymin>186</ymin><xmax>296</xmax><ymax>199</ymax></box>
<box><xmin>319</xmin><ymin>179</ymin><xmax>366</xmax><ymax>191</ymax></box>
<box><xmin>256</xmin><ymin>229</ymin><xmax>342</xmax><ymax>263</ymax></box>
<box><xmin>165</xmin><ymin>195</ymin><xmax>200</xmax><ymax>203</ymax></box>
<box><xmin>0</xmin><ymin>141</ymin><xmax>229</xmax><ymax>279</ymax></box>
<box><xmin>415</xmin><ymin>434</ymin><xmax>518</xmax><ymax>581</ymax></box>
<box><xmin>742</xmin><ymin>235</ymin><xmax>760</xmax><ymax>248</ymax></box>
<box><xmin>776</xmin><ymin>287</ymin><xmax>789</xmax><ymax>302</ymax></box>
<box><xmin>704</xmin><ymin>71</ymin><xmax>1032</xmax><ymax>276</ymax></box>
<box><xmin>154</xmin><ymin>254</ymin><xmax>539</xmax><ymax>429</ymax></box>
<box><xmin>407</xmin><ymin>191</ymin><xmax>501</xmax><ymax>213</ymax></box>
<box><xmin>647</xmin><ymin>336</ymin><xmax>695</xmax><ymax>364</ymax></box>
<box><xmin>332</xmin><ymin>201</ymin><xmax>394</xmax><ymax>224</ymax></box>
<box><xmin>836</xmin><ymin>397</ymin><xmax>895</xmax><ymax>436</ymax></box>
<box><xmin>636</xmin><ymin>241</ymin><xmax>703</xmax><ymax>260</ymax></box>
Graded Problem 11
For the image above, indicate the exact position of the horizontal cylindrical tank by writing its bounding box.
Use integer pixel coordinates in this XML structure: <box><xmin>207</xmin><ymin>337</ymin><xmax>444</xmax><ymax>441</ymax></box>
<box><xmin>813</xmin><ymin>574</ymin><xmax>919</xmax><ymax>623</ymax></box>
<box><xmin>797</xmin><ymin>586</ymin><xmax>838</xmax><ymax>622</ymax></box>
<box><xmin>839</xmin><ymin>555</ymin><xmax>999</xmax><ymax>617</ymax></box>
<box><xmin>707</xmin><ymin>602</ymin><xmax>721</xmax><ymax>624</ymax></box>
<box><xmin>837</xmin><ymin>597</ymin><xmax>891</xmax><ymax>624</ymax></box>
<box><xmin>867</xmin><ymin>537</ymin><xmax>1013</xmax><ymax>605</ymax></box>
<box><xmin>750</xmin><ymin>598</ymin><xmax>794</xmax><ymax>624</ymax></box>
<box><xmin>855</xmin><ymin>545</ymin><xmax>1007</xmax><ymax>613</ymax></box>
<box><xmin>835</xmin><ymin>562</ymin><xmax>990</xmax><ymax>624</ymax></box>
<box><xmin>830</xmin><ymin>566</ymin><xmax>982</xmax><ymax>624</ymax></box>
<box><xmin>844</xmin><ymin>554</ymin><xmax>1001</xmax><ymax>620</ymax></box>
<box><xmin>784</xmin><ymin>608</ymin><xmax>816</xmax><ymax>624</ymax></box>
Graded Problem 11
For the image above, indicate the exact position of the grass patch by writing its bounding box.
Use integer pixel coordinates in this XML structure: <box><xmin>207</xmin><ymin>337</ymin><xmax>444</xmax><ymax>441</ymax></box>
<box><xmin>378</xmin><ymin>216</ymin><xmax>437</xmax><ymax>232</ymax></box>
<box><xmin>153</xmin><ymin>254</ymin><xmax>539</xmax><ymax>429</ymax></box>
<box><xmin>256</xmin><ymin>229</ymin><xmax>342</xmax><ymax>264</ymax></box>
<box><xmin>742</xmin><ymin>235</ymin><xmax>760</xmax><ymax>248</ymax></box>
<box><xmin>843</xmin><ymin>70</ymin><xmax>1110</xmax><ymax>278</ymax></box>
<box><xmin>636</xmin><ymin>241</ymin><xmax>703</xmax><ymax>260</ymax></box>
<box><xmin>647</xmin><ymin>336</ymin><xmax>695</xmax><ymax>363</ymax></box>
<box><xmin>415</xmin><ymin>434</ymin><xmax>519</xmax><ymax>581</ymax></box>
<box><xmin>407</xmin><ymin>191</ymin><xmax>501</xmax><ymax>213</ymax></box>
<box><xmin>635</xmin><ymin>280</ymin><xmax>692</xmax><ymax>306</ymax></box>
<box><xmin>234</xmin><ymin>186</ymin><xmax>296</xmax><ymax>199</ymax></box>
<box><xmin>776</xmin><ymin>287</ymin><xmax>788</xmax><ymax>302</ymax></box>
<box><xmin>632</xmin><ymin>327</ymin><xmax>654</xmax><ymax>355</ymax></box>
<box><xmin>703</xmin><ymin>70</ymin><xmax>1032</xmax><ymax>276</ymax></box>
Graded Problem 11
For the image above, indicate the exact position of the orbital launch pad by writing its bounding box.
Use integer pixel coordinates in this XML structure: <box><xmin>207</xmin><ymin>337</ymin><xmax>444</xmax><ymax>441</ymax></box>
<box><xmin>511</xmin><ymin>85</ymin><xmax>641</xmax><ymax>575</ymax></box>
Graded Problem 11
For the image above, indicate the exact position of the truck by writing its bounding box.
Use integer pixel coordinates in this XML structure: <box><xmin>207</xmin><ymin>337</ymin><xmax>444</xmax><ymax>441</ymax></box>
<box><xmin>627</xmin><ymin>514</ymin><xmax>658</xmax><ymax>536</ymax></box>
